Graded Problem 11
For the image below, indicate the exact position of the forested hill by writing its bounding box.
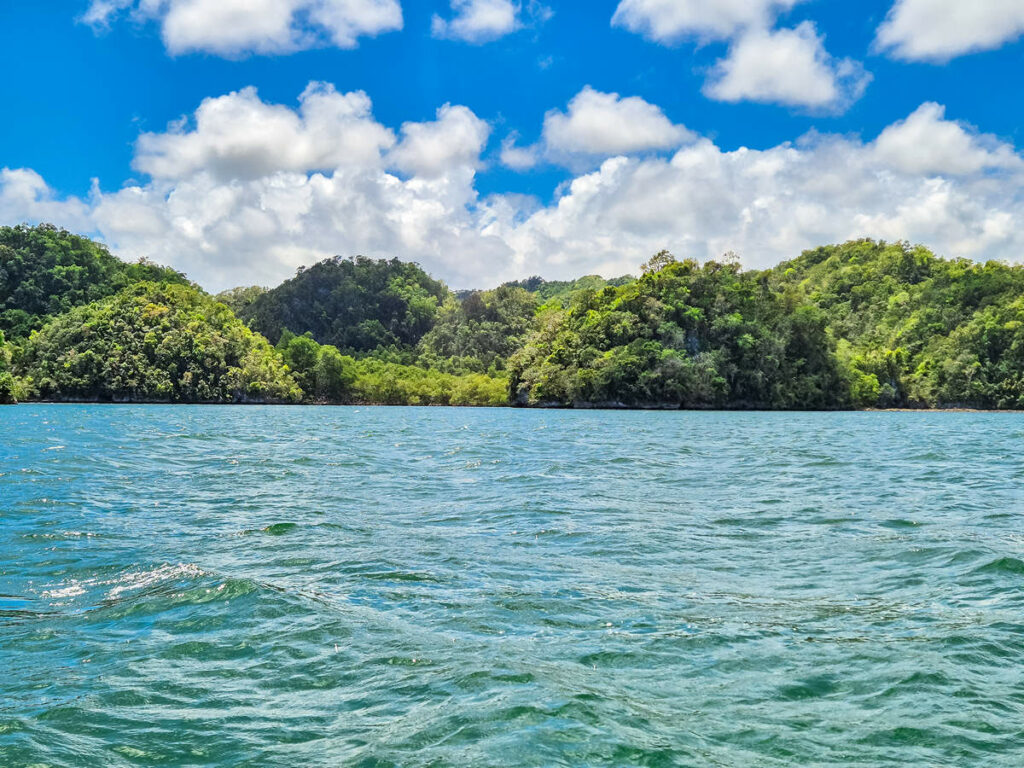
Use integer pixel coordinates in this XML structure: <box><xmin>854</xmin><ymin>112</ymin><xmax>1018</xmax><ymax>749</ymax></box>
<box><xmin>774</xmin><ymin>242</ymin><xmax>1024</xmax><ymax>408</ymax></box>
<box><xmin>0</xmin><ymin>223</ymin><xmax>188</xmax><ymax>340</ymax></box>
<box><xmin>3</xmin><ymin>223</ymin><xmax>1024</xmax><ymax>409</ymax></box>
<box><xmin>239</xmin><ymin>256</ymin><xmax>448</xmax><ymax>351</ymax></box>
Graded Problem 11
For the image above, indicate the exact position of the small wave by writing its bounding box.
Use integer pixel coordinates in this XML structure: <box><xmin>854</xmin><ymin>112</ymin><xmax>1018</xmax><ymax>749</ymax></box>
<box><xmin>41</xmin><ymin>583</ymin><xmax>87</xmax><ymax>600</ymax></box>
<box><xmin>973</xmin><ymin>557</ymin><xmax>1024</xmax><ymax>575</ymax></box>
<box><xmin>880</xmin><ymin>519</ymin><xmax>922</xmax><ymax>530</ymax></box>
<box><xmin>107</xmin><ymin>563</ymin><xmax>207</xmax><ymax>599</ymax></box>
<box><xmin>262</xmin><ymin>522</ymin><xmax>299</xmax><ymax>535</ymax></box>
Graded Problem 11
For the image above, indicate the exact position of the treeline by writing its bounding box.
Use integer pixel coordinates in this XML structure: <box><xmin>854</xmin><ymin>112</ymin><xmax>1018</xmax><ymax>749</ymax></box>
<box><xmin>3</xmin><ymin>223</ymin><xmax>1024</xmax><ymax>409</ymax></box>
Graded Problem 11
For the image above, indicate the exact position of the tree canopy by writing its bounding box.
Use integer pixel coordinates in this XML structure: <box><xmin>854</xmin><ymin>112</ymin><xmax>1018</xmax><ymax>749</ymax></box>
<box><xmin>21</xmin><ymin>282</ymin><xmax>301</xmax><ymax>403</ymax></box>
<box><xmin>509</xmin><ymin>257</ymin><xmax>844</xmax><ymax>408</ymax></box>
<box><xmin>774</xmin><ymin>240</ymin><xmax>1024</xmax><ymax>408</ymax></box>
<box><xmin>0</xmin><ymin>223</ymin><xmax>188</xmax><ymax>340</ymax></box>
<box><xmin>0</xmin><ymin>331</ymin><xmax>14</xmax><ymax>404</ymax></box>
<box><xmin>240</xmin><ymin>255</ymin><xmax>448</xmax><ymax>352</ymax></box>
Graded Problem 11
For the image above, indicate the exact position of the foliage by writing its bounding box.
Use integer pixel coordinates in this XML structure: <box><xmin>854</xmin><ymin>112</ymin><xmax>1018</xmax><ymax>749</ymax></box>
<box><xmin>0</xmin><ymin>223</ymin><xmax>188</xmax><ymax>340</ymax></box>
<box><xmin>215</xmin><ymin>285</ymin><xmax>267</xmax><ymax>315</ymax></box>
<box><xmin>416</xmin><ymin>285</ymin><xmax>539</xmax><ymax>370</ymax></box>
<box><xmin>510</xmin><ymin>257</ymin><xmax>845</xmax><ymax>409</ymax></box>
<box><xmin>0</xmin><ymin>330</ymin><xmax>15</xmax><ymax>403</ymax></box>
<box><xmin>774</xmin><ymin>239</ymin><xmax>1024</xmax><ymax>408</ymax></box>
<box><xmin>9</xmin><ymin>225</ymin><xmax>1024</xmax><ymax>411</ymax></box>
<box><xmin>275</xmin><ymin>329</ymin><xmax>505</xmax><ymax>405</ymax></box>
<box><xmin>502</xmin><ymin>273</ymin><xmax>635</xmax><ymax>305</ymax></box>
<box><xmin>241</xmin><ymin>256</ymin><xmax>448</xmax><ymax>352</ymax></box>
<box><xmin>351</xmin><ymin>359</ymin><xmax>508</xmax><ymax>407</ymax></box>
<box><xmin>276</xmin><ymin>330</ymin><xmax>358</xmax><ymax>403</ymax></box>
<box><xmin>21</xmin><ymin>282</ymin><xmax>301</xmax><ymax>403</ymax></box>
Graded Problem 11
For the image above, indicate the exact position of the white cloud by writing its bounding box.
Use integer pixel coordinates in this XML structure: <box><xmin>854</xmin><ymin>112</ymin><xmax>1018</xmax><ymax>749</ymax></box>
<box><xmin>542</xmin><ymin>86</ymin><xmax>694</xmax><ymax>162</ymax></box>
<box><xmin>611</xmin><ymin>1</ymin><xmax>867</xmax><ymax>112</ymax></box>
<box><xmin>83</xmin><ymin>0</ymin><xmax>403</xmax><ymax>56</ymax></box>
<box><xmin>873</xmin><ymin>102</ymin><xmax>1022</xmax><ymax>175</ymax></box>
<box><xmin>388</xmin><ymin>105</ymin><xmax>491</xmax><ymax>179</ymax></box>
<box><xmin>499</xmin><ymin>134</ymin><xmax>540</xmax><ymax>171</ymax></box>
<box><xmin>611</xmin><ymin>0</ymin><xmax>802</xmax><ymax>43</ymax></box>
<box><xmin>432</xmin><ymin>0</ymin><xmax>521</xmax><ymax>43</ymax></box>
<box><xmin>705</xmin><ymin>23</ymin><xmax>872</xmax><ymax>110</ymax></box>
<box><xmin>4</xmin><ymin>88</ymin><xmax>1024</xmax><ymax>293</ymax></box>
<box><xmin>135</xmin><ymin>83</ymin><xmax>395</xmax><ymax>180</ymax></box>
<box><xmin>0</xmin><ymin>169</ymin><xmax>93</xmax><ymax>234</ymax></box>
<box><xmin>876</xmin><ymin>0</ymin><xmax>1024</xmax><ymax>61</ymax></box>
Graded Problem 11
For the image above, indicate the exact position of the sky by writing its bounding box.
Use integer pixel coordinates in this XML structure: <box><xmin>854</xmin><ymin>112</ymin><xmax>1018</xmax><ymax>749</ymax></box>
<box><xmin>1</xmin><ymin>1</ymin><xmax>1023</xmax><ymax>291</ymax></box>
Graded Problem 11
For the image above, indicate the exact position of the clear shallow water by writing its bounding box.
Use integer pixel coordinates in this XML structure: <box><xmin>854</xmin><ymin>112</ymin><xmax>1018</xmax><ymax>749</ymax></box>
<box><xmin>2</xmin><ymin>406</ymin><xmax>1024</xmax><ymax>767</ymax></box>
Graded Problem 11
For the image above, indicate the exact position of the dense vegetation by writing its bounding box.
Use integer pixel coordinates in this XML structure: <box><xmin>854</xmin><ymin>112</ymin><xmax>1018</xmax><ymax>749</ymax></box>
<box><xmin>240</xmin><ymin>256</ymin><xmax>447</xmax><ymax>351</ymax></box>
<box><xmin>502</xmin><ymin>274</ymin><xmax>635</xmax><ymax>304</ymax></box>
<box><xmin>509</xmin><ymin>252</ymin><xmax>843</xmax><ymax>408</ymax></box>
<box><xmin>773</xmin><ymin>241</ymin><xmax>1024</xmax><ymax>408</ymax></box>
<box><xmin>416</xmin><ymin>286</ymin><xmax>540</xmax><ymax>370</ymax></box>
<box><xmin>4</xmin><ymin>225</ymin><xmax>1024</xmax><ymax>409</ymax></box>
<box><xmin>0</xmin><ymin>331</ymin><xmax>15</xmax><ymax>404</ymax></box>
<box><xmin>20</xmin><ymin>282</ymin><xmax>301</xmax><ymax>403</ymax></box>
<box><xmin>0</xmin><ymin>223</ymin><xmax>187</xmax><ymax>340</ymax></box>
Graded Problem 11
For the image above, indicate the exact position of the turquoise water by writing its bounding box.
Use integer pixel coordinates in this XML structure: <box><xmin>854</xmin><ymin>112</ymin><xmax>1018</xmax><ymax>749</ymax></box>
<box><xmin>2</xmin><ymin>406</ymin><xmax>1024</xmax><ymax>767</ymax></box>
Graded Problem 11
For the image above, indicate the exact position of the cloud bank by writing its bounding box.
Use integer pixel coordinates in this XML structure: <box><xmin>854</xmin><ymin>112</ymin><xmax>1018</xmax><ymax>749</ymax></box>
<box><xmin>2</xmin><ymin>83</ymin><xmax>1022</xmax><ymax>292</ymax></box>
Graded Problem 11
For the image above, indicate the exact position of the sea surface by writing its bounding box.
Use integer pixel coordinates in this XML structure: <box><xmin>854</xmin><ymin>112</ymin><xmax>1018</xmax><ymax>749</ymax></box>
<box><xmin>2</xmin><ymin>405</ymin><xmax>1024</xmax><ymax>767</ymax></box>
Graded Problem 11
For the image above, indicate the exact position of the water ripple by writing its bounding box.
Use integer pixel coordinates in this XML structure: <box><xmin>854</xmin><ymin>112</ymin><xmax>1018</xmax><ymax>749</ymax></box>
<box><xmin>2</xmin><ymin>405</ymin><xmax>1024</xmax><ymax>766</ymax></box>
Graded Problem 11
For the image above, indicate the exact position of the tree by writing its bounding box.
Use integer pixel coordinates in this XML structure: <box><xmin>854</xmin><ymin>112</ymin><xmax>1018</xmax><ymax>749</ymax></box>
<box><xmin>641</xmin><ymin>249</ymin><xmax>677</xmax><ymax>275</ymax></box>
<box><xmin>0</xmin><ymin>330</ymin><xmax>15</xmax><ymax>404</ymax></box>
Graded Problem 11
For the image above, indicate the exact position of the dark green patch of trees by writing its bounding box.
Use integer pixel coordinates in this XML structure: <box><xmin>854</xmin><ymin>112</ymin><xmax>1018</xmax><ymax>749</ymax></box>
<box><xmin>509</xmin><ymin>254</ymin><xmax>844</xmax><ymax>408</ymax></box>
<box><xmin>416</xmin><ymin>285</ymin><xmax>539</xmax><ymax>371</ymax></box>
<box><xmin>240</xmin><ymin>256</ymin><xmax>447</xmax><ymax>351</ymax></box>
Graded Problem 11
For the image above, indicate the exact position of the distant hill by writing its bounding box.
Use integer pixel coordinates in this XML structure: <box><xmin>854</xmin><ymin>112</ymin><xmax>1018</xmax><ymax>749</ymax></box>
<box><xmin>502</xmin><ymin>274</ymin><xmax>635</xmax><ymax>304</ymax></box>
<box><xmin>238</xmin><ymin>255</ymin><xmax>448</xmax><ymax>352</ymax></box>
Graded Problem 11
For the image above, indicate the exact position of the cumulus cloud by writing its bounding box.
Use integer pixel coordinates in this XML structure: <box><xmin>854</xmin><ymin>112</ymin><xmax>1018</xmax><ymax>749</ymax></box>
<box><xmin>83</xmin><ymin>0</ymin><xmax>403</xmax><ymax>56</ymax></box>
<box><xmin>876</xmin><ymin>0</ymin><xmax>1024</xmax><ymax>61</ymax></box>
<box><xmin>135</xmin><ymin>83</ymin><xmax>396</xmax><ymax>180</ymax></box>
<box><xmin>388</xmin><ymin>105</ymin><xmax>491</xmax><ymax>179</ymax></box>
<box><xmin>612</xmin><ymin>1</ymin><xmax>868</xmax><ymax>112</ymax></box>
<box><xmin>611</xmin><ymin>0</ymin><xmax>802</xmax><ymax>43</ymax></box>
<box><xmin>498</xmin><ymin>87</ymin><xmax>694</xmax><ymax>172</ymax></box>
<box><xmin>0</xmin><ymin>169</ymin><xmax>93</xmax><ymax>234</ymax></box>
<box><xmin>705</xmin><ymin>23</ymin><xmax>872</xmax><ymax>111</ymax></box>
<box><xmin>499</xmin><ymin>134</ymin><xmax>540</xmax><ymax>171</ymax></box>
<box><xmin>873</xmin><ymin>102</ymin><xmax>1023</xmax><ymax>175</ymax></box>
<box><xmin>542</xmin><ymin>86</ymin><xmax>695</xmax><ymax>160</ymax></box>
<box><xmin>431</xmin><ymin>0</ymin><xmax>522</xmax><ymax>43</ymax></box>
<box><xmin>3</xmin><ymin>87</ymin><xmax>1024</xmax><ymax>293</ymax></box>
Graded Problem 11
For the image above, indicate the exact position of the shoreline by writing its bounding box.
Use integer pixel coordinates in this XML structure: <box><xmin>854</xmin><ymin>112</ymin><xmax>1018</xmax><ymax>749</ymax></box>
<box><xmin>6</xmin><ymin>401</ymin><xmax>1022</xmax><ymax>413</ymax></box>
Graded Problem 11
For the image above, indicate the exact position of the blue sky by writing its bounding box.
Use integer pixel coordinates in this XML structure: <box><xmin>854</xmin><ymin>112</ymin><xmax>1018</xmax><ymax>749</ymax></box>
<box><xmin>1</xmin><ymin>1</ymin><xmax>1023</xmax><ymax>290</ymax></box>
